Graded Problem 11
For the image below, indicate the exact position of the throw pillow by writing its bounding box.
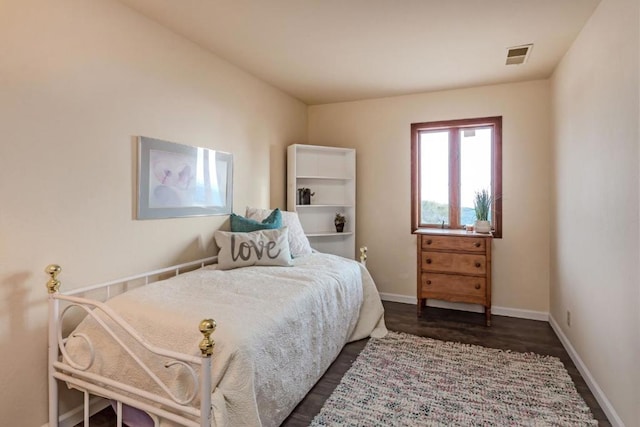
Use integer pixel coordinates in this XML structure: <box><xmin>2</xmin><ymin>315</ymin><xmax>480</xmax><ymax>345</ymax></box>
<box><xmin>214</xmin><ymin>227</ymin><xmax>293</xmax><ymax>270</ymax></box>
<box><xmin>230</xmin><ymin>208</ymin><xmax>282</xmax><ymax>232</ymax></box>
<box><xmin>245</xmin><ymin>207</ymin><xmax>313</xmax><ymax>258</ymax></box>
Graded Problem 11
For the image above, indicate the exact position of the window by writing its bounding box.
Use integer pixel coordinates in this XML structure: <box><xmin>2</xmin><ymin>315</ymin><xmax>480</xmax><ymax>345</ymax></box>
<box><xmin>411</xmin><ymin>116</ymin><xmax>502</xmax><ymax>238</ymax></box>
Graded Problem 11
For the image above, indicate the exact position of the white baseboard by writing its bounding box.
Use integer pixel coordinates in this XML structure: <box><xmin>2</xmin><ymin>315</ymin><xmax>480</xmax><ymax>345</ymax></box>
<box><xmin>549</xmin><ymin>315</ymin><xmax>623</xmax><ymax>427</ymax></box>
<box><xmin>378</xmin><ymin>292</ymin><xmax>549</xmax><ymax>321</ymax></box>
<box><xmin>41</xmin><ymin>396</ymin><xmax>110</xmax><ymax>427</ymax></box>
<box><xmin>378</xmin><ymin>292</ymin><xmax>416</xmax><ymax>305</ymax></box>
<box><xmin>492</xmin><ymin>306</ymin><xmax>548</xmax><ymax>321</ymax></box>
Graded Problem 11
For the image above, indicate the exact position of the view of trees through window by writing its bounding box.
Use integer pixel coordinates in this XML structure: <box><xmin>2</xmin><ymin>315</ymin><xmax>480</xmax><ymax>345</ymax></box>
<box><xmin>411</xmin><ymin>117</ymin><xmax>502</xmax><ymax>237</ymax></box>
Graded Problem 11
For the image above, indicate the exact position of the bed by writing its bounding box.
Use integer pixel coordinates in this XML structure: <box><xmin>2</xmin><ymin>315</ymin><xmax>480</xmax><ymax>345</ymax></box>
<box><xmin>47</xmin><ymin>249</ymin><xmax>387</xmax><ymax>427</ymax></box>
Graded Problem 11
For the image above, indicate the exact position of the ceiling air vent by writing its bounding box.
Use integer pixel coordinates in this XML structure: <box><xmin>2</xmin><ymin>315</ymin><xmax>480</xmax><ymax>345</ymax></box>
<box><xmin>506</xmin><ymin>44</ymin><xmax>533</xmax><ymax>65</ymax></box>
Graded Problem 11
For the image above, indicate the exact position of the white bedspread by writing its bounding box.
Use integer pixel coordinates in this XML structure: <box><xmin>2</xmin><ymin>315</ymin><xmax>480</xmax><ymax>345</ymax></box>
<box><xmin>64</xmin><ymin>253</ymin><xmax>387</xmax><ymax>427</ymax></box>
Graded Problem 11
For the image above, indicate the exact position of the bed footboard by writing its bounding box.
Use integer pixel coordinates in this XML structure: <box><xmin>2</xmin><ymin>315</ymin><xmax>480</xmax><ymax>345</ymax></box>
<box><xmin>46</xmin><ymin>259</ymin><xmax>217</xmax><ymax>427</ymax></box>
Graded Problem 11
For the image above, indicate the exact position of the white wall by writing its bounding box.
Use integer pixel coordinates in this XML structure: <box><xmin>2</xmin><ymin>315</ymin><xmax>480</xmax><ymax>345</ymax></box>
<box><xmin>308</xmin><ymin>80</ymin><xmax>551</xmax><ymax>315</ymax></box>
<box><xmin>550</xmin><ymin>0</ymin><xmax>639</xmax><ymax>424</ymax></box>
<box><xmin>0</xmin><ymin>0</ymin><xmax>306</xmax><ymax>424</ymax></box>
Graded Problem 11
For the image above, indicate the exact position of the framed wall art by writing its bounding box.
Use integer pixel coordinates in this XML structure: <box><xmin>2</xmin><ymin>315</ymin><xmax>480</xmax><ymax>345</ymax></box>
<box><xmin>137</xmin><ymin>136</ymin><xmax>233</xmax><ymax>219</ymax></box>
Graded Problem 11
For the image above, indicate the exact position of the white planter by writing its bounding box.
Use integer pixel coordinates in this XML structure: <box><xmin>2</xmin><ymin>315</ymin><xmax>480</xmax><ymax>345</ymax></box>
<box><xmin>474</xmin><ymin>220</ymin><xmax>491</xmax><ymax>233</ymax></box>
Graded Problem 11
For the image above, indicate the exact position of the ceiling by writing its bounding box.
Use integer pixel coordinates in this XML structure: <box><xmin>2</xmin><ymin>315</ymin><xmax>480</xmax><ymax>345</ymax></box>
<box><xmin>116</xmin><ymin>0</ymin><xmax>600</xmax><ymax>105</ymax></box>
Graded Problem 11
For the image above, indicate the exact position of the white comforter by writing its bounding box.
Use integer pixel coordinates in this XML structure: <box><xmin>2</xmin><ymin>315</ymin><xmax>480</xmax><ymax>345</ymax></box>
<box><xmin>65</xmin><ymin>253</ymin><xmax>387</xmax><ymax>426</ymax></box>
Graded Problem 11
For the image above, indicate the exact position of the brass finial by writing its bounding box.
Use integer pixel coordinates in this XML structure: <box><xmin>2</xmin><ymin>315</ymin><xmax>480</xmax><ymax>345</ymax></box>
<box><xmin>359</xmin><ymin>246</ymin><xmax>368</xmax><ymax>264</ymax></box>
<box><xmin>198</xmin><ymin>318</ymin><xmax>216</xmax><ymax>357</ymax></box>
<box><xmin>45</xmin><ymin>264</ymin><xmax>62</xmax><ymax>294</ymax></box>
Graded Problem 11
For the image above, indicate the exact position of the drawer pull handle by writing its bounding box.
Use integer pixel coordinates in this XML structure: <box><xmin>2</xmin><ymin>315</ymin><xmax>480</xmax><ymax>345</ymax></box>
<box><xmin>475</xmin><ymin>262</ymin><xmax>481</xmax><ymax>268</ymax></box>
<box><xmin>426</xmin><ymin>239</ymin><xmax>432</xmax><ymax>245</ymax></box>
<box><xmin>475</xmin><ymin>284</ymin><xmax>481</xmax><ymax>290</ymax></box>
<box><xmin>474</xmin><ymin>242</ymin><xmax>481</xmax><ymax>248</ymax></box>
<box><xmin>426</xmin><ymin>280</ymin><xmax>432</xmax><ymax>285</ymax></box>
<box><xmin>426</xmin><ymin>258</ymin><xmax>432</xmax><ymax>264</ymax></box>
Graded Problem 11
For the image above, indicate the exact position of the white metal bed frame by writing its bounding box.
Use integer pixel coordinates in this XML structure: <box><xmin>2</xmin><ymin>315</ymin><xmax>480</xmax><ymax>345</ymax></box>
<box><xmin>46</xmin><ymin>247</ymin><xmax>368</xmax><ymax>427</ymax></box>
<box><xmin>46</xmin><ymin>257</ymin><xmax>218</xmax><ymax>427</ymax></box>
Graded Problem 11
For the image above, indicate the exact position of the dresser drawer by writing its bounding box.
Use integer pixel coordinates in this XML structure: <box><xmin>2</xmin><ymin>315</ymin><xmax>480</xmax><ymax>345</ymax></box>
<box><xmin>421</xmin><ymin>235</ymin><xmax>486</xmax><ymax>252</ymax></box>
<box><xmin>421</xmin><ymin>252</ymin><xmax>486</xmax><ymax>275</ymax></box>
<box><xmin>420</xmin><ymin>273</ymin><xmax>486</xmax><ymax>305</ymax></box>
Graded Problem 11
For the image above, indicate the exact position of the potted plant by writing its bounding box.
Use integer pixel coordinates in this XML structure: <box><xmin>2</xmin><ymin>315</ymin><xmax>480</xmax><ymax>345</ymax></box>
<box><xmin>473</xmin><ymin>189</ymin><xmax>492</xmax><ymax>233</ymax></box>
<box><xmin>334</xmin><ymin>213</ymin><xmax>346</xmax><ymax>232</ymax></box>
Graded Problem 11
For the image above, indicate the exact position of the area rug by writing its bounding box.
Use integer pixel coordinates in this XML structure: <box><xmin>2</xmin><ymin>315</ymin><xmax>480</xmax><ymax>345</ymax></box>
<box><xmin>310</xmin><ymin>332</ymin><xmax>597</xmax><ymax>426</ymax></box>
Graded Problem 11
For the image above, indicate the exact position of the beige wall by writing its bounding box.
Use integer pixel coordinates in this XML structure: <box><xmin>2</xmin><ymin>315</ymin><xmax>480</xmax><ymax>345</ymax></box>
<box><xmin>308</xmin><ymin>80</ymin><xmax>551</xmax><ymax>314</ymax></box>
<box><xmin>550</xmin><ymin>0</ymin><xmax>639</xmax><ymax>424</ymax></box>
<box><xmin>0</xmin><ymin>0</ymin><xmax>306</xmax><ymax>424</ymax></box>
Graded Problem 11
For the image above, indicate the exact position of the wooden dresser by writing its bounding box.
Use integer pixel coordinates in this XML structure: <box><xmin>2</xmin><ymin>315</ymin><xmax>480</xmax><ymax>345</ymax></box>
<box><xmin>415</xmin><ymin>229</ymin><xmax>492</xmax><ymax>326</ymax></box>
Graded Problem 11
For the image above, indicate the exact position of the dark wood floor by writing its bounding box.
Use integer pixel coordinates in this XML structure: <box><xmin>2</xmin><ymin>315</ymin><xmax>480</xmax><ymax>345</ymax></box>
<box><xmin>84</xmin><ymin>301</ymin><xmax>610</xmax><ymax>426</ymax></box>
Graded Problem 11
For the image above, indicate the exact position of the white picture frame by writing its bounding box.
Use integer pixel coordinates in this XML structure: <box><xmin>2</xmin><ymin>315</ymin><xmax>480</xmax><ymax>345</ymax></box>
<box><xmin>137</xmin><ymin>136</ymin><xmax>233</xmax><ymax>219</ymax></box>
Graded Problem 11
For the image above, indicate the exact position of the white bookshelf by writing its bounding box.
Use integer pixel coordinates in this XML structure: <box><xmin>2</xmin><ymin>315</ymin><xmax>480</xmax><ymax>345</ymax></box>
<box><xmin>287</xmin><ymin>144</ymin><xmax>356</xmax><ymax>259</ymax></box>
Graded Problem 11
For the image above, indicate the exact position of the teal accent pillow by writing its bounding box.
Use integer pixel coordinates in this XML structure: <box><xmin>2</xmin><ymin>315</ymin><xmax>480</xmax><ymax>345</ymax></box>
<box><xmin>230</xmin><ymin>208</ymin><xmax>282</xmax><ymax>232</ymax></box>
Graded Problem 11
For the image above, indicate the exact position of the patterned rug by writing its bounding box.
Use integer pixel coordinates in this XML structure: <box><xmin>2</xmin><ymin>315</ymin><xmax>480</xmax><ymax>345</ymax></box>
<box><xmin>310</xmin><ymin>332</ymin><xmax>597</xmax><ymax>426</ymax></box>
